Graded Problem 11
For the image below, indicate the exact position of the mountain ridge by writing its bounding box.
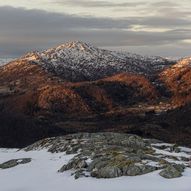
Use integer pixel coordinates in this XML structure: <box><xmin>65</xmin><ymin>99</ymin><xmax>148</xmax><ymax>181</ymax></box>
<box><xmin>19</xmin><ymin>41</ymin><xmax>175</xmax><ymax>82</ymax></box>
<box><xmin>0</xmin><ymin>41</ymin><xmax>191</xmax><ymax>148</ymax></box>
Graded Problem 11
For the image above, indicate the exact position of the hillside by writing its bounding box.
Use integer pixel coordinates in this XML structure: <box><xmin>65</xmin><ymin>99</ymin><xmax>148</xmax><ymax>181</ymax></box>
<box><xmin>160</xmin><ymin>57</ymin><xmax>191</xmax><ymax>105</ymax></box>
<box><xmin>0</xmin><ymin>42</ymin><xmax>191</xmax><ymax>148</ymax></box>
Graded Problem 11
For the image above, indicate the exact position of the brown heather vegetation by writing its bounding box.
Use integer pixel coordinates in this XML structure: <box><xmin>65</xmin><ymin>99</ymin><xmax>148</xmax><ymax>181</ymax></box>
<box><xmin>0</xmin><ymin>59</ymin><xmax>191</xmax><ymax>147</ymax></box>
<box><xmin>160</xmin><ymin>58</ymin><xmax>191</xmax><ymax>105</ymax></box>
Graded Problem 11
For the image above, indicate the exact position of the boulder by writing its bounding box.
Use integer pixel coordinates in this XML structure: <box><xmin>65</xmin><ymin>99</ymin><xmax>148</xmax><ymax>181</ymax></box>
<box><xmin>0</xmin><ymin>158</ymin><xmax>31</xmax><ymax>169</ymax></box>
<box><xmin>88</xmin><ymin>158</ymin><xmax>108</xmax><ymax>171</ymax></box>
<box><xmin>73</xmin><ymin>170</ymin><xmax>87</xmax><ymax>179</ymax></box>
<box><xmin>124</xmin><ymin>165</ymin><xmax>142</xmax><ymax>176</ymax></box>
<box><xmin>58</xmin><ymin>158</ymin><xmax>87</xmax><ymax>172</ymax></box>
<box><xmin>159</xmin><ymin>165</ymin><xmax>183</xmax><ymax>179</ymax></box>
<box><xmin>139</xmin><ymin>165</ymin><xmax>157</xmax><ymax>174</ymax></box>
<box><xmin>96</xmin><ymin>166</ymin><xmax>122</xmax><ymax>178</ymax></box>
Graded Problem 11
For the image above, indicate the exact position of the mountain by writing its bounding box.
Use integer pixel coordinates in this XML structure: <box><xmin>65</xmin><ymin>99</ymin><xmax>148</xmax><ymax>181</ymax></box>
<box><xmin>21</xmin><ymin>41</ymin><xmax>174</xmax><ymax>81</ymax></box>
<box><xmin>0</xmin><ymin>41</ymin><xmax>191</xmax><ymax>148</ymax></box>
<box><xmin>0</xmin><ymin>41</ymin><xmax>171</xmax><ymax>115</ymax></box>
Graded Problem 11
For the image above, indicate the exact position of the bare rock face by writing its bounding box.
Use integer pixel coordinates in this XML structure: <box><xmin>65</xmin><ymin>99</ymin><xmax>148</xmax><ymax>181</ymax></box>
<box><xmin>25</xmin><ymin>133</ymin><xmax>189</xmax><ymax>179</ymax></box>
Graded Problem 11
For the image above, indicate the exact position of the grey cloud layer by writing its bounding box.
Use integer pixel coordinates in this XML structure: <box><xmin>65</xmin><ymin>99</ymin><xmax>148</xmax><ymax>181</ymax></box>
<box><xmin>53</xmin><ymin>0</ymin><xmax>144</xmax><ymax>8</ymax></box>
<box><xmin>0</xmin><ymin>6</ymin><xmax>191</xmax><ymax>57</ymax></box>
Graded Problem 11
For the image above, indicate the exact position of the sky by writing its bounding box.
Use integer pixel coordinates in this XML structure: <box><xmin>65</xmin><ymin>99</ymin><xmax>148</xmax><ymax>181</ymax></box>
<box><xmin>0</xmin><ymin>0</ymin><xmax>191</xmax><ymax>57</ymax></box>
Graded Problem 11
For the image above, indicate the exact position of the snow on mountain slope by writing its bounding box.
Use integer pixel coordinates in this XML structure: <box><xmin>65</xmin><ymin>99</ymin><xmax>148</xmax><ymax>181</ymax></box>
<box><xmin>22</xmin><ymin>41</ymin><xmax>174</xmax><ymax>81</ymax></box>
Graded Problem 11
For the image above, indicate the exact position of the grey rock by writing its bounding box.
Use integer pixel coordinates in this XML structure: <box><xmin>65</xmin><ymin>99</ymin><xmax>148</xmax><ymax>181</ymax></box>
<box><xmin>180</xmin><ymin>156</ymin><xmax>189</xmax><ymax>162</ymax></box>
<box><xmin>125</xmin><ymin>165</ymin><xmax>142</xmax><ymax>176</ymax></box>
<box><xmin>76</xmin><ymin>160</ymin><xmax>87</xmax><ymax>169</ymax></box>
<box><xmin>152</xmin><ymin>145</ymin><xmax>169</xmax><ymax>150</ymax></box>
<box><xmin>66</xmin><ymin>145</ymin><xmax>79</xmax><ymax>154</ymax></box>
<box><xmin>25</xmin><ymin>132</ymin><xmax>188</xmax><ymax>180</ymax></box>
<box><xmin>0</xmin><ymin>158</ymin><xmax>31</xmax><ymax>169</ymax></box>
<box><xmin>172</xmin><ymin>164</ymin><xmax>185</xmax><ymax>173</ymax></box>
<box><xmin>170</xmin><ymin>144</ymin><xmax>181</xmax><ymax>153</ymax></box>
<box><xmin>139</xmin><ymin>165</ymin><xmax>157</xmax><ymax>174</ymax></box>
<box><xmin>97</xmin><ymin>166</ymin><xmax>122</xmax><ymax>178</ymax></box>
<box><xmin>136</xmin><ymin>149</ymin><xmax>145</xmax><ymax>157</ymax></box>
<box><xmin>144</xmin><ymin>139</ymin><xmax>163</xmax><ymax>145</ymax></box>
<box><xmin>74</xmin><ymin>171</ymin><xmax>81</xmax><ymax>179</ymax></box>
<box><xmin>58</xmin><ymin>158</ymin><xmax>87</xmax><ymax>172</ymax></box>
<box><xmin>91</xmin><ymin>169</ymin><xmax>98</xmax><ymax>177</ymax></box>
<box><xmin>58</xmin><ymin>164</ymin><xmax>70</xmax><ymax>172</ymax></box>
<box><xmin>88</xmin><ymin>158</ymin><xmax>108</xmax><ymax>171</ymax></box>
<box><xmin>159</xmin><ymin>165</ymin><xmax>182</xmax><ymax>179</ymax></box>
<box><xmin>142</xmin><ymin>154</ymin><xmax>159</xmax><ymax>162</ymax></box>
<box><xmin>127</xmin><ymin>135</ymin><xmax>146</xmax><ymax>149</ymax></box>
<box><xmin>74</xmin><ymin>170</ymin><xmax>86</xmax><ymax>179</ymax></box>
<box><xmin>127</xmin><ymin>156</ymin><xmax>141</xmax><ymax>163</ymax></box>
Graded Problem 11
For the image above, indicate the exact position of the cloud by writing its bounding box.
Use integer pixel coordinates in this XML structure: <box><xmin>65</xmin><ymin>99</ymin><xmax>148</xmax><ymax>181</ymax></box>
<box><xmin>0</xmin><ymin>6</ymin><xmax>191</xmax><ymax>57</ymax></box>
<box><xmin>53</xmin><ymin>0</ymin><xmax>144</xmax><ymax>8</ymax></box>
<box><xmin>150</xmin><ymin>1</ymin><xmax>179</xmax><ymax>7</ymax></box>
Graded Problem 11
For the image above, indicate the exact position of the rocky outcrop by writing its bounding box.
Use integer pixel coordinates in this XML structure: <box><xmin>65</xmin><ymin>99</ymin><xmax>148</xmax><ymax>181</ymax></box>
<box><xmin>25</xmin><ymin>133</ymin><xmax>190</xmax><ymax>179</ymax></box>
<box><xmin>0</xmin><ymin>158</ymin><xmax>31</xmax><ymax>169</ymax></box>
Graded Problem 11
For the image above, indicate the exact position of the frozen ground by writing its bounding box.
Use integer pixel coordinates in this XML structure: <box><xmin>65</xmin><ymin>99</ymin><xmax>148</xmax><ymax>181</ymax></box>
<box><xmin>0</xmin><ymin>147</ymin><xmax>191</xmax><ymax>191</ymax></box>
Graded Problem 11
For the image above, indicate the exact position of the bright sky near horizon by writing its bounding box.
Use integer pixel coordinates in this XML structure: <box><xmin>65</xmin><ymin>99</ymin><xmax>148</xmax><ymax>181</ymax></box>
<box><xmin>0</xmin><ymin>0</ymin><xmax>191</xmax><ymax>57</ymax></box>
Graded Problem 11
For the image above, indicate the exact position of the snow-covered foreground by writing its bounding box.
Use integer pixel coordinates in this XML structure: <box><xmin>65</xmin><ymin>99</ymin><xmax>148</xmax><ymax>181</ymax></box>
<box><xmin>0</xmin><ymin>148</ymin><xmax>191</xmax><ymax>191</ymax></box>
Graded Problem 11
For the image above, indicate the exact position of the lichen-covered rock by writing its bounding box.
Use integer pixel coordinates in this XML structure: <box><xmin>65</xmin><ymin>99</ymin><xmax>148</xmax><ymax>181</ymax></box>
<box><xmin>72</xmin><ymin>169</ymin><xmax>88</xmax><ymax>179</ymax></box>
<box><xmin>159</xmin><ymin>165</ymin><xmax>183</xmax><ymax>179</ymax></box>
<box><xmin>172</xmin><ymin>164</ymin><xmax>185</xmax><ymax>173</ymax></box>
<box><xmin>124</xmin><ymin>165</ymin><xmax>142</xmax><ymax>176</ymax></box>
<box><xmin>25</xmin><ymin>132</ymin><xmax>188</xmax><ymax>180</ymax></box>
<box><xmin>139</xmin><ymin>165</ymin><xmax>157</xmax><ymax>174</ymax></box>
<box><xmin>88</xmin><ymin>158</ymin><xmax>108</xmax><ymax>171</ymax></box>
<box><xmin>0</xmin><ymin>158</ymin><xmax>31</xmax><ymax>169</ymax></box>
<box><xmin>127</xmin><ymin>135</ymin><xmax>146</xmax><ymax>149</ymax></box>
<box><xmin>58</xmin><ymin>157</ymin><xmax>87</xmax><ymax>172</ymax></box>
<box><xmin>96</xmin><ymin>166</ymin><xmax>122</xmax><ymax>178</ymax></box>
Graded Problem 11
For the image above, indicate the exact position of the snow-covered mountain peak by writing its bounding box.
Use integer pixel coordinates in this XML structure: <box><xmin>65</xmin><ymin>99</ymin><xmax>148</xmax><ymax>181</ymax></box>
<box><xmin>21</xmin><ymin>41</ymin><xmax>175</xmax><ymax>81</ymax></box>
<box><xmin>56</xmin><ymin>41</ymin><xmax>96</xmax><ymax>52</ymax></box>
